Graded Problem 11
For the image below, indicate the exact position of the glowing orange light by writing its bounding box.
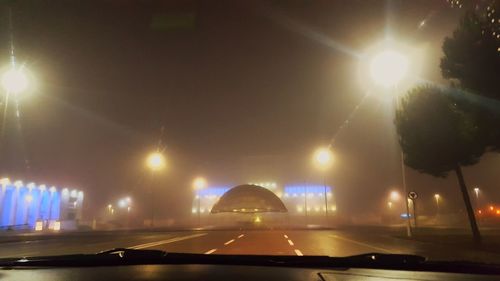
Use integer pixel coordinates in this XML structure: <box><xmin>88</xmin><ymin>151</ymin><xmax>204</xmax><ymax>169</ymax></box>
<box><xmin>478</xmin><ymin>210</ymin><xmax>482</xmax><ymax>214</ymax></box>
<box><xmin>496</xmin><ymin>210</ymin><xmax>500</xmax><ymax>215</ymax></box>
<box><xmin>490</xmin><ymin>206</ymin><xmax>494</xmax><ymax>211</ymax></box>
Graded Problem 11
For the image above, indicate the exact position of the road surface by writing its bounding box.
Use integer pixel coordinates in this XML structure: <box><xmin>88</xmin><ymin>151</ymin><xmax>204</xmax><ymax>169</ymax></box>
<box><xmin>1</xmin><ymin>229</ymin><xmax>499</xmax><ymax>264</ymax></box>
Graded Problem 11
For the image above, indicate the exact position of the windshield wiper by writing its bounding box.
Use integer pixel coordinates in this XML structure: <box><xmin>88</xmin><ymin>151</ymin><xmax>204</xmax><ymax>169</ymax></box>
<box><xmin>1</xmin><ymin>249</ymin><xmax>499</xmax><ymax>275</ymax></box>
<box><xmin>0</xmin><ymin>249</ymin><xmax>419</xmax><ymax>267</ymax></box>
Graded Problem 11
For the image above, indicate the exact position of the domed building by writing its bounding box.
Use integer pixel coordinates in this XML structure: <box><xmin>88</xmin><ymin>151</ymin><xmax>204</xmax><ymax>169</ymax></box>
<box><xmin>192</xmin><ymin>181</ymin><xmax>335</xmax><ymax>227</ymax></box>
<box><xmin>211</xmin><ymin>184</ymin><xmax>287</xmax><ymax>213</ymax></box>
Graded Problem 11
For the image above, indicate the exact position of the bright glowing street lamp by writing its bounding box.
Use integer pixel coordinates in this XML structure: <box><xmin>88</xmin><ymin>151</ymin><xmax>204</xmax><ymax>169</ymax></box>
<box><xmin>369</xmin><ymin>50</ymin><xmax>409</xmax><ymax>88</ymax></box>
<box><xmin>146</xmin><ymin>152</ymin><xmax>165</xmax><ymax>171</ymax></box>
<box><xmin>1</xmin><ymin>66</ymin><xmax>28</xmax><ymax>94</ymax></box>
<box><xmin>146</xmin><ymin>151</ymin><xmax>166</xmax><ymax>228</ymax></box>
<box><xmin>313</xmin><ymin>147</ymin><xmax>333</xmax><ymax>169</ymax></box>
<box><xmin>473</xmin><ymin>187</ymin><xmax>480</xmax><ymax>209</ymax></box>
<box><xmin>118</xmin><ymin>199</ymin><xmax>127</xmax><ymax>208</ymax></box>
<box><xmin>193</xmin><ymin>177</ymin><xmax>207</xmax><ymax>227</ymax></box>
<box><xmin>390</xmin><ymin>191</ymin><xmax>401</xmax><ymax>201</ymax></box>
<box><xmin>193</xmin><ymin>177</ymin><xmax>207</xmax><ymax>190</ymax></box>
<box><xmin>434</xmin><ymin>194</ymin><xmax>441</xmax><ymax>215</ymax></box>
<box><xmin>313</xmin><ymin>147</ymin><xmax>333</xmax><ymax>222</ymax></box>
<box><xmin>366</xmin><ymin>42</ymin><xmax>414</xmax><ymax>238</ymax></box>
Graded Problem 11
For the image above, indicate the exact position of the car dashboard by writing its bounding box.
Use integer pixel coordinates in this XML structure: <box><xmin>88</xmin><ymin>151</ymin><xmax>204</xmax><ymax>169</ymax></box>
<box><xmin>1</xmin><ymin>264</ymin><xmax>499</xmax><ymax>281</ymax></box>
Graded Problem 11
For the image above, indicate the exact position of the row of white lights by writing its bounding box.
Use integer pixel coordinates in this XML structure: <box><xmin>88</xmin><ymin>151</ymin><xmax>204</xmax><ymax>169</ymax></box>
<box><xmin>0</xmin><ymin>177</ymin><xmax>82</xmax><ymax>196</ymax></box>
<box><xmin>296</xmin><ymin>206</ymin><xmax>337</xmax><ymax>212</ymax></box>
<box><xmin>107</xmin><ymin>197</ymin><xmax>132</xmax><ymax>214</ymax></box>
<box><xmin>249</xmin><ymin>182</ymin><xmax>277</xmax><ymax>188</ymax></box>
<box><xmin>285</xmin><ymin>192</ymin><xmax>332</xmax><ymax>197</ymax></box>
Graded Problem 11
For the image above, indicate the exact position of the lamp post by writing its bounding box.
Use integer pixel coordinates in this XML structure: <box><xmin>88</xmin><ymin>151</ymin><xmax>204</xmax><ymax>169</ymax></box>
<box><xmin>473</xmin><ymin>187</ymin><xmax>480</xmax><ymax>209</ymax></box>
<box><xmin>0</xmin><ymin>65</ymin><xmax>31</xmax><ymax>149</ymax></box>
<box><xmin>368</xmin><ymin>43</ymin><xmax>412</xmax><ymax>237</ymax></box>
<box><xmin>146</xmin><ymin>151</ymin><xmax>165</xmax><ymax>227</ymax></box>
<box><xmin>434</xmin><ymin>194</ymin><xmax>440</xmax><ymax>215</ymax></box>
<box><xmin>313</xmin><ymin>147</ymin><xmax>333</xmax><ymax>223</ymax></box>
<box><xmin>193</xmin><ymin>177</ymin><xmax>207</xmax><ymax>227</ymax></box>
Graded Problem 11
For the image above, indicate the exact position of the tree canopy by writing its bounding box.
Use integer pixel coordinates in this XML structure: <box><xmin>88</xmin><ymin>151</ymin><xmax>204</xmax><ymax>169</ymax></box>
<box><xmin>441</xmin><ymin>10</ymin><xmax>499</xmax><ymax>99</ymax></box>
<box><xmin>395</xmin><ymin>85</ymin><xmax>487</xmax><ymax>177</ymax></box>
<box><xmin>440</xmin><ymin>8</ymin><xmax>500</xmax><ymax>150</ymax></box>
<box><xmin>395</xmin><ymin>85</ymin><xmax>483</xmax><ymax>242</ymax></box>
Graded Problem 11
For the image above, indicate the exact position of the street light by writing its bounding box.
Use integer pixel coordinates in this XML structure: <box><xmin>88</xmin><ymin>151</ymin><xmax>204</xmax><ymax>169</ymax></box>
<box><xmin>313</xmin><ymin>147</ymin><xmax>333</xmax><ymax>223</ymax></box>
<box><xmin>193</xmin><ymin>177</ymin><xmax>207</xmax><ymax>190</ymax></box>
<box><xmin>434</xmin><ymin>194</ymin><xmax>440</xmax><ymax>215</ymax></box>
<box><xmin>474</xmin><ymin>187</ymin><xmax>480</xmax><ymax>198</ymax></box>
<box><xmin>1</xmin><ymin>66</ymin><xmax>28</xmax><ymax>94</ymax></box>
<box><xmin>146</xmin><ymin>152</ymin><xmax>165</xmax><ymax>171</ymax></box>
<box><xmin>365</xmin><ymin>41</ymin><xmax>415</xmax><ymax>238</ymax></box>
<box><xmin>369</xmin><ymin>50</ymin><xmax>409</xmax><ymax>88</ymax></box>
<box><xmin>193</xmin><ymin>177</ymin><xmax>207</xmax><ymax>227</ymax></box>
<box><xmin>146</xmin><ymin>151</ymin><xmax>166</xmax><ymax>228</ymax></box>
<box><xmin>390</xmin><ymin>191</ymin><xmax>401</xmax><ymax>201</ymax></box>
<box><xmin>118</xmin><ymin>199</ymin><xmax>127</xmax><ymax>208</ymax></box>
<box><xmin>313</xmin><ymin>147</ymin><xmax>333</xmax><ymax>170</ymax></box>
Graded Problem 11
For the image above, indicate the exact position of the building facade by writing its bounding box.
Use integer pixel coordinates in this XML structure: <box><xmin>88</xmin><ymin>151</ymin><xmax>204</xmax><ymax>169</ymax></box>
<box><xmin>0</xmin><ymin>178</ymin><xmax>84</xmax><ymax>231</ymax></box>
<box><xmin>191</xmin><ymin>182</ymin><xmax>336</xmax><ymax>225</ymax></box>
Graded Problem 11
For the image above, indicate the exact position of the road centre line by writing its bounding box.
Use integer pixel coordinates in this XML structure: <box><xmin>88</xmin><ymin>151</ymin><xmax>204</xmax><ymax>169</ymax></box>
<box><xmin>205</xmin><ymin>248</ymin><xmax>217</xmax><ymax>254</ymax></box>
<box><xmin>287</xmin><ymin>239</ymin><xmax>294</xmax><ymax>246</ymax></box>
<box><xmin>329</xmin><ymin>234</ymin><xmax>391</xmax><ymax>253</ymax></box>
<box><xmin>284</xmin><ymin>234</ymin><xmax>288</xmax><ymax>239</ymax></box>
<box><xmin>224</xmin><ymin>239</ymin><xmax>235</xmax><ymax>245</ymax></box>
<box><xmin>238</xmin><ymin>234</ymin><xmax>244</xmax><ymax>238</ymax></box>
<box><xmin>294</xmin><ymin>249</ymin><xmax>303</xmax><ymax>256</ymax></box>
<box><xmin>129</xmin><ymin>233</ymin><xmax>207</xmax><ymax>250</ymax></box>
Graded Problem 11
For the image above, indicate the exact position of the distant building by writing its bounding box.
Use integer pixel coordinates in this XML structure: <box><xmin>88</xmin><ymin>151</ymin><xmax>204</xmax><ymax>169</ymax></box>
<box><xmin>191</xmin><ymin>182</ymin><xmax>335</xmax><ymax>225</ymax></box>
<box><xmin>0</xmin><ymin>178</ymin><xmax>84</xmax><ymax>231</ymax></box>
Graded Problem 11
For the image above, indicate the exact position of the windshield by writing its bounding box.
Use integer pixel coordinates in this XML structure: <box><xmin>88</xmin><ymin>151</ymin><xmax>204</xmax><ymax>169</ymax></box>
<box><xmin>0</xmin><ymin>0</ymin><xmax>499</xmax><ymax>268</ymax></box>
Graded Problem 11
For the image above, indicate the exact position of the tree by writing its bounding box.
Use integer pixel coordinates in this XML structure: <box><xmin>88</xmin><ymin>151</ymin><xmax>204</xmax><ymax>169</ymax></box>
<box><xmin>440</xmin><ymin>6</ymin><xmax>500</xmax><ymax>150</ymax></box>
<box><xmin>395</xmin><ymin>85</ymin><xmax>486</xmax><ymax>242</ymax></box>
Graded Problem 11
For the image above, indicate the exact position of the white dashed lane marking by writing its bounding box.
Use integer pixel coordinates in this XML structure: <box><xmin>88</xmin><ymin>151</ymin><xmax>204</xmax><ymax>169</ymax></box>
<box><xmin>287</xmin><ymin>239</ymin><xmax>294</xmax><ymax>246</ymax></box>
<box><xmin>205</xmin><ymin>248</ymin><xmax>217</xmax><ymax>254</ymax></box>
<box><xmin>294</xmin><ymin>249</ymin><xmax>303</xmax><ymax>256</ymax></box>
<box><xmin>238</xmin><ymin>234</ymin><xmax>244</xmax><ymax>238</ymax></box>
<box><xmin>129</xmin><ymin>233</ymin><xmax>207</xmax><ymax>250</ymax></box>
<box><xmin>224</xmin><ymin>239</ymin><xmax>235</xmax><ymax>245</ymax></box>
<box><xmin>329</xmin><ymin>234</ymin><xmax>391</xmax><ymax>253</ymax></box>
<box><xmin>284</xmin><ymin>234</ymin><xmax>288</xmax><ymax>239</ymax></box>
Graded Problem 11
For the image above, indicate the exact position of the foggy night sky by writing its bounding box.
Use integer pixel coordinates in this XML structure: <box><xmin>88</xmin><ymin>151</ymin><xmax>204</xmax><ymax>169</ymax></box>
<box><xmin>0</xmin><ymin>0</ymin><xmax>498</xmax><ymax>220</ymax></box>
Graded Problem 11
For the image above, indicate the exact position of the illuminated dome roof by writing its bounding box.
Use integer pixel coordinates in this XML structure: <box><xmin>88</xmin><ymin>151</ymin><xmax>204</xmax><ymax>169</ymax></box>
<box><xmin>211</xmin><ymin>184</ymin><xmax>287</xmax><ymax>213</ymax></box>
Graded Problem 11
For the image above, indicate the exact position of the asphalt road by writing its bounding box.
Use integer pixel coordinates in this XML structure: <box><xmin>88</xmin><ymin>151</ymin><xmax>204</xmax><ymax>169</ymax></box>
<box><xmin>1</xmin><ymin>229</ymin><xmax>500</xmax><ymax>264</ymax></box>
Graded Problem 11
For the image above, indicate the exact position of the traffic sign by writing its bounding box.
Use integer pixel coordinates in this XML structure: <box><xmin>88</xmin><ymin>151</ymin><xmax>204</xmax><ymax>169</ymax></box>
<box><xmin>408</xmin><ymin>191</ymin><xmax>418</xmax><ymax>200</ymax></box>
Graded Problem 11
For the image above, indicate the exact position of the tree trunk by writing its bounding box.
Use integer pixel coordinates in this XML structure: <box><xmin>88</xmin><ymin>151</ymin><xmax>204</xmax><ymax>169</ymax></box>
<box><xmin>454</xmin><ymin>165</ymin><xmax>481</xmax><ymax>243</ymax></box>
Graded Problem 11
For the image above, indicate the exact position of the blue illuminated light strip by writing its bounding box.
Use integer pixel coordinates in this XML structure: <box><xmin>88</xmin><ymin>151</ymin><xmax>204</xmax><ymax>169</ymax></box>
<box><xmin>0</xmin><ymin>179</ymin><xmax>83</xmax><ymax>228</ymax></box>
<box><xmin>284</xmin><ymin>185</ymin><xmax>333</xmax><ymax>194</ymax></box>
<box><xmin>50</xmin><ymin>191</ymin><xmax>60</xmax><ymax>221</ymax></box>
<box><xmin>39</xmin><ymin>190</ymin><xmax>51</xmax><ymax>220</ymax></box>
<box><xmin>27</xmin><ymin>188</ymin><xmax>41</xmax><ymax>228</ymax></box>
<box><xmin>1</xmin><ymin>186</ymin><xmax>14</xmax><ymax>227</ymax></box>
<box><xmin>197</xmin><ymin>186</ymin><xmax>231</xmax><ymax>197</ymax></box>
<box><xmin>15</xmin><ymin>187</ymin><xmax>28</xmax><ymax>226</ymax></box>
